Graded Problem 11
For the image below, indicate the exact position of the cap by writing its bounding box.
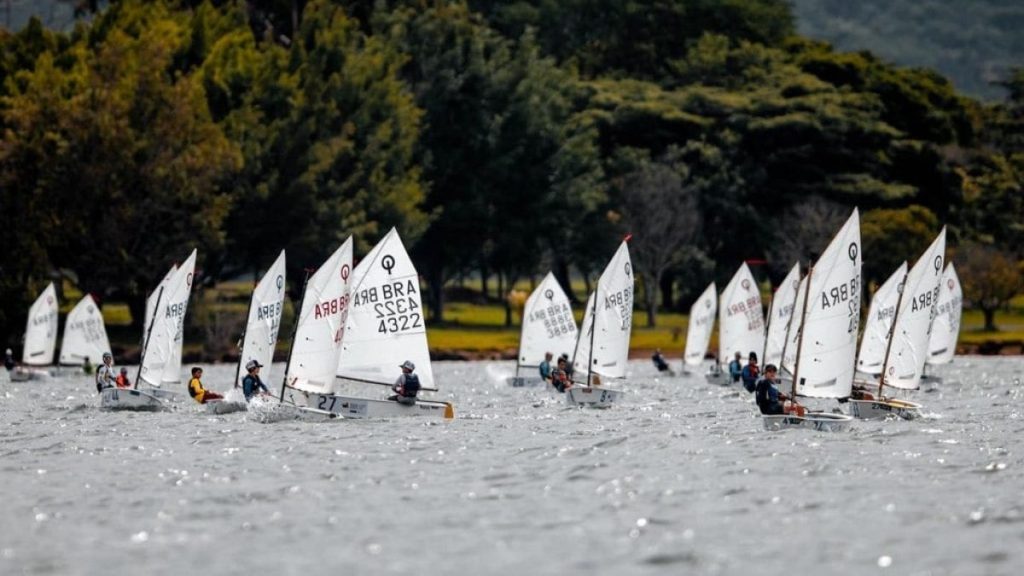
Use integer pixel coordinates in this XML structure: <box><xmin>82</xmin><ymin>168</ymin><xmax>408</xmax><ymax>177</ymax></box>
<box><xmin>748</xmin><ymin>352</ymin><xmax>758</xmax><ymax>362</ymax></box>
<box><xmin>102</xmin><ymin>352</ymin><xmax>113</xmax><ymax>360</ymax></box>
<box><xmin>246</xmin><ymin>360</ymin><xmax>263</xmax><ymax>371</ymax></box>
<box><xmin>399</xmin><ymin>360</ymin><xmax>415</xmax><ymax>371</ymax></box>
<box><xmin>120</xmin><ymin>367</ymin><xmax>128</xmax><ymax>373</ymax></box>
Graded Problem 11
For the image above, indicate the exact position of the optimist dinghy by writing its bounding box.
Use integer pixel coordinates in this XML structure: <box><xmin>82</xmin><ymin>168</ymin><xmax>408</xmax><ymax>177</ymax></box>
<box><xmin>11</xmin><ymin>283</ymin><xmax>59</xmax><ymax>382</ymax></box>
<box><xmin>101</xmin><ymin>251</ymin><xmax>197</xmax><ymax>410</ymax></box>
<box><xmin>506</xmin><ymin>272</ymin><xmax>577</xmax><ymax>387</ymax></box>
<box><xmin>567</xmin><ymin>240</ymin><xmax>632</xmax><ymax>408</ymax></box>
<box><xmin>683</xmin><ymin>282</ymin><xmax>715</xmax><ymax>376</ymax></box>
<box><xmin>921</xmin><ymin>263</ymin><xmax>962</xmax><ymax>385</ymax></box>
<box><xmin>848</xmin><ymin>229</ymin><xmax>946</xmax><ymax>420</ymax></box>
<box><xmin>206</xmin><ymin>251</ymin><xmax>287</xmax><ymax>415</ymax></box>
<box><xmin>59</xmin><ymin>294</ymin><xmax>112</xmax><ymax>372</ymax></box>
<box><xmin>707</xmin><ymin>263</ymin><xmax>764</xmax><ymax>386</ymax></box>
<box><xmin>764</xmin><ymin>211</ymin><xmax>860</xmax><ymax>432</ymax></box>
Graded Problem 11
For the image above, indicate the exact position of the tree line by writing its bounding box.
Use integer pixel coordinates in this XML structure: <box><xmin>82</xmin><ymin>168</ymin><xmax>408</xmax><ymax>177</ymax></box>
<box><xmin>1</xmin><ymin>0</ymin><xmax>1022</xmax><ymax>347</ymax></box>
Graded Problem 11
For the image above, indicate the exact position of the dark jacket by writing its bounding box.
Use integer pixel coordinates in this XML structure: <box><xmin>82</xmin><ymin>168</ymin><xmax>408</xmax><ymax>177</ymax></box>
<box><xmin>242</xmin><ymin>373</ymin><xmax>269</xmax><ymax>400</ymax></box>
<box><xmin>755</xmin><ymin>377</ymin><xmax>785</xmax><ymax>415</ymax></box>
<box><xmin>741</xmin><ymin>364</ymin><xmax>760</xmax><ymax>393</ymax></box>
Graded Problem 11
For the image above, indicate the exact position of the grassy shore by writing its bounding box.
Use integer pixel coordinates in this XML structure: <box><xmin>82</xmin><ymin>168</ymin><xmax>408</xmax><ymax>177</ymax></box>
<box><xmin>88</xmin><ymin>282</ymin><xmax>1024</xmax><ymax>361</ymax></box>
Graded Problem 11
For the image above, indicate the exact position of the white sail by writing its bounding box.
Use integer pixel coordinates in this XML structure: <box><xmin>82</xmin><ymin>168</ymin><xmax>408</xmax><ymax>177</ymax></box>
<box><xmin>22</xmin><ymin>282</ymin><xmax>59</xmax><ymax>366</ymax></box>
<box><xmin>236</xmin><ymin>250</ymin><xmax>287</xmax><ymax>387</ymax></box>
<box><xmin>139</xmin><ymin>250</ymin><xmax>197</xmax><ymax>387</ymax></box>
<box><xmin>288</xmin><ymin>238</ymin><xmax>353</xmax><ymax>394</ymax></box>
<box><xmin>856</xmin><ymin>262</ymin><xmax>908</xmax><ymax>376</ymax></box>
<box><xmin>718</xmin><ymin>263</ymin><xmax>764</xmax><ymax>368</ymax></box>
<box><xmin>763</xmin><ymin>263</ymin><xmax>800</xmax><ymax>368</ymax></box>
<box><xmin>883</xmin><ymin>228</ymin><xmax>946</xmax><ymax>390</ymax></box>
<box><xmin>144</xmin><ymin>265</ymin><xmax>177</xmax><ymax>335</ymax></box>
<box><xmin>573</xmin><ymin>241</ymin><xmax>634</xmax><ymax>380</ymax></box>
<box><xmin>927</xmin><ymin>263</ymin><xmax>962</xmax><ymax>365</ymax></box>
<box><xmin>683</xmin><ymin>282</ymin><xmax>716</xmax><ymax>366</ymax></box>
<box><xmin>335</xmin><ymin>229</ymin><xmax>436</xmax><ymax>391</ymax></box>
<box><xmin>791</xmin><ymin>210</ymin><xmax>862</xmax><ymax>399</ymax></box>
<box><xmin>59</xmin><ymin>294</ymin><xmax>111</xmax><ymax>366</ymax></box>
<box><xmin>517</xmin><ymin>272</ymin><xmax>577</xmax><ymax>367</ymax></box>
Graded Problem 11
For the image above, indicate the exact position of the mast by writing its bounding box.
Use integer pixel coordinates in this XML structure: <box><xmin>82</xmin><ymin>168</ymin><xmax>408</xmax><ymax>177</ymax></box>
<box><xmin>877</xmin><ymin>272</ymin><xmax>908</xmax><ymax>398</ymax></box>
<box><xmin>279</xmin><ymin>270</ymin><xmax>311</xmax><ymax>402</ymax></box>
<box><xmin>233</xmin><ymin>276</ymin><xmax>258</xmax><ymax>389</ymax></box>
<box><xmin>761</xmin><ymin>290</ymin><xmax>774</xmax><ymax>366</ymax></box>
<box><xmin>790</xmin><ymin>262</ymin><xmax>814</xmax><ymax>399</ymax></box>
<box><xmin>134</xmin><ymin>287</ymin><xmax>164</xmax><ymax>389</ymax></box>
<box><xmin>586</xmin><ymin>287</ymin><xmax>598</xmax><ymax>387</ymax></box>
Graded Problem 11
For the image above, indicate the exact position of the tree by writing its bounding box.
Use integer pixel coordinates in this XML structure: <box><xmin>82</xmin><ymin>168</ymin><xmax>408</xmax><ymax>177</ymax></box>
<box><xmin>956</xmin><ymin>243</ymin><xmax>1023</xmax><ymax>331</ymax></box>
<box><xmin>861</xmin><ymin>206</ymin><xmax>939</xmax><ymax>289</ymax></box>
<box><xmin>613</xmin><ymin>146</ymin><xmax>699</xmax><ymax>327</ymax></box>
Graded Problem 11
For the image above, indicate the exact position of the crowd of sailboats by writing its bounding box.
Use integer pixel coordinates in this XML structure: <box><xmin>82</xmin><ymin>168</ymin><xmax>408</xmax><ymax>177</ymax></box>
<box><xmin>7</xmin><ymin>208</ymin><xmax>963</xmax><ymax>427</ymax></box>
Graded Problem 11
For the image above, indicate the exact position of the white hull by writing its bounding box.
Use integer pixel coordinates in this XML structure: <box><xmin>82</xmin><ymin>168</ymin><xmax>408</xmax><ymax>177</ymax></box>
<box><xmin>147</xmin><ymin>388</ymin><xmax>184</xmax><ymax>402</ymax></box>
<box><xmin>704</xmin><ymin>370</ymin><xmax>730</xmax><ymax>386</ymax></box>
<box><xmin>10</xmin><ymin>367</ymin><xmax>52</xmax><ymax>382</ymax></box>
<box><xmin>506</xmin><ymin>376</ymin><xmax>546</xmax><ymax>388</ymax></box>
<box><xmin>306</xmin><ymin>393</ymin><xmax>455</xmax><ymax>420</ymax></box>
<box><xmin>848</xmin><ymin>398</ymin><xmax>922</xmax><ymax>420</ymax></box>
<box><xmin>762</xmin><ymin>412</ymin><xmax>853</xmax><ymax>432</ymax></box>
<box><xmin>100</xmin><ymin>387</ymin><xmax>163</xmax><ymax>411</ymax></box>
<box><xmin>565</xmin><ymin>386</ymin><xmax>622</xmax><ymax>408</ymax></box>
<box><xmin>205</xmin><ymin>399</ymin><xmax>247</xmax><ymax>414</ymax></box>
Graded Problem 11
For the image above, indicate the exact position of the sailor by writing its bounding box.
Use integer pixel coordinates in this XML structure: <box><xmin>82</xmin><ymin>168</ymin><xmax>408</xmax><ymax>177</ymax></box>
<box><xmin>652</xmin><ymin>348</ymin><xmax>670</xmax><ymax>372</ymax></box>
<box><xmin>95</xmin><ymin>352</ymin><xmax>117</xmax><ymax>393</ymax></box>
<box><xmin>550</xmin><ymin>357</ymin><xmax>572</xmax><ymax>393</ymax></box>
<box><xmin>741</xmin><ymin>352</ymin><xmax>760</xmax><ymax>393</ymax></box>
<box><xmin>538</xmin><ymin>352</ymin><xmax>554</xmax><ymax>382</ymax></box>
<box><xmin>115</xmin><ymin>367</ymin><xmax>131</xmax><ymax>388</ymax></box>
<box><xmin>241</xmin><ymin>360</ymin><xmax>270</xmax><ymax>400</ymax></box>
<box><xmin>755</xmin><ymin>364</ymin><xmax>789</xmax><ymax>415</ymax></box>
<box><xmin>389</xmin><ymin>360</ymin><xmax>420</xmax><ymax>405</ymax></box>
<box><xmin>728</xmin><ymin>351</ymin><xmax>743</xmax><ymax>383</ymax></box>
<box><xmin>4</xmin><ymin>348</ymin><xmax>14</xmax><ymax>371</ymax></box>
<box><xmin>559</xmin><ymin>353</ymin><xmax>575</xmax><ymax>380</ymax></box>
<box><xmin>187</xmin><ymin>367</ymin><xmax>224</xmax><ymax>404</ymax></box>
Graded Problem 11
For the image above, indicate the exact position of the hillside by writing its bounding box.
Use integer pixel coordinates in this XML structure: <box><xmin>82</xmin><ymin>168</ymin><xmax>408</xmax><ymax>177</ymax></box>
<box><xmin>790</xmin><ymin>0</ymin><xmax>1024</xmax><ymax>100</ymax></box>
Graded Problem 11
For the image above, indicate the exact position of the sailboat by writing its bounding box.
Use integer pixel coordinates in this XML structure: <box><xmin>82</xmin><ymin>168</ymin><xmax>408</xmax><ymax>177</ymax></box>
<box><xmin>855</xmin><ymin>262</ymin><xmax>908</xmax><ymax>380</ymax></box>
<box><xmin>506</xmin><ymin>272</ymin><xmax>578</xmax><ymax>387</ymax></box>
<box><xmin>101</xmin><ymin>250</ymin><xmax>197</xmax><ymax>410</ymax></box>
<box><xmin>315</xmin><ymin>229</ymin><xmax>454</xmax><ymax>419</ymax></box>
<box><xmin>567</xmin><ymin>240</ymin><xmax>632</xmax><ymax>408</ymax></box>
<box><xmin>765</xmin><ymin>210</ymin><xmax>861</xmax><ymax>432</ymax></box>
<box><xmin>849</xmin><ymin>228</ymin><xmax>946</xmax><ymax>420</ymax></box>
<box><xmin>11</xmin><ymin>283</ymin><xmax>59</xmax><ymax>381</ymax></box>
<box><xmin>706</xmin><ymin>263</ymin><xmax>764</xmax><ymax>385</ymax></box>
<box><xmin>922</xmin><ymin>263</ymin><xmax>962</xmax><ymax>384</ymax></box>
<box><xmin>58</xmin><ymin>294</ymin><xmax>112</xmax><ymax>370</ymax></box>
<box><xmin>682</xmin><ymin>282</ymin><xmax>716</xmax><ymax>375</ymax></box>
<box><xmin>208</xmin><ymin>250</ymin><xmax>287</xmax><ymax>414</ymax></box>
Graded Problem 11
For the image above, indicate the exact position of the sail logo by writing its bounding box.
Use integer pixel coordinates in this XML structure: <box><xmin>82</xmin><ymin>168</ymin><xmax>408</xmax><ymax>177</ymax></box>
<box><xmin>947</xmin><ymin>279</ymin><xmax>955</xmax><ymax>291</ymax></box>
<box><xmin>186</xmin><ymin>273</ymin><xmax>193</xmax><ymax>287</ymax></box>
<box><xmin>544</xmin><ymin>289</ymin><xmax>554</xmax><ymax>301</ymax></box>
<box><xmin>933</xmin><ymin>256</ymin><xmax>943</xmax><ymax>273</ymax></box>
<box><xmin>341</xmin><ymin>265</ymin><xmax>350</xmax><ymax>281</ymax></box>
<box><xmin>741</xmin><ymin>279</ymin><xmax>751</xmax><ymax>291</ymax></box>
<box><xmin>381</xmin><ymin>255</ymin><xmax>396</xmax><ymax>274</ymax></box>
<box><xmin>624</xmin><ymin>262</ymin><xmax>632</xmax><ymax>277</ymax></box>
<box><xmin>848</xmin><ymin>243</ymin><xmax>859</xmax><ymax>261</ymax></box>
<box><xmin>276</xmin><ymin>275</ymin><xmax>284</xmax><ymax>291</ymax></box>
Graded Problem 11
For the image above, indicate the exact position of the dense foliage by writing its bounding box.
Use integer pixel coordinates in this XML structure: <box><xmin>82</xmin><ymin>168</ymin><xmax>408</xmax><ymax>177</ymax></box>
<box><xmin>1</xmin><ymin>0</ymin><xmax>1022</xmax><ymax>346</ymax></box>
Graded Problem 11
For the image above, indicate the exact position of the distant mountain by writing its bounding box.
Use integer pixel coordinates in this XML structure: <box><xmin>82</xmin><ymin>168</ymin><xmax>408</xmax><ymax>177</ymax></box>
<box><xmin>790</xmin><ymin>0</ymin><xmax>1024</xmax><ymax>101</ymax></box>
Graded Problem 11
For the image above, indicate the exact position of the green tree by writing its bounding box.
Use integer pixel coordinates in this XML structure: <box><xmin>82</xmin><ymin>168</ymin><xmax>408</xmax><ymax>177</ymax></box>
<box><xmin>956</xmin><ymin>243</ymin><xmax>1023</xmax><ymax>331</ymax></box>
<box><xmin>861</xmin><ymin>205</ymin><xmax>939</xmax><ymax>288</ymax></box>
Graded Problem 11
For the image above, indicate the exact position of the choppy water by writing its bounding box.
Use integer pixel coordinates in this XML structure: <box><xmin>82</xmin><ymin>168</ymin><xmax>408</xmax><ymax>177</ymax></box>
<box><xmin>1</xmin><ymin>357</ymin><xmax>1022</xmax><ymax>576</ymax></box>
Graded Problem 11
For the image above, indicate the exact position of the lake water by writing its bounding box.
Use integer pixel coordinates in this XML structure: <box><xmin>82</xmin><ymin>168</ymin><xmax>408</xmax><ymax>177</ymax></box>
<box><xmin>1</xmin><ymin>357</ymin><xmax>1022</xmax><ymax>575</ymax></box>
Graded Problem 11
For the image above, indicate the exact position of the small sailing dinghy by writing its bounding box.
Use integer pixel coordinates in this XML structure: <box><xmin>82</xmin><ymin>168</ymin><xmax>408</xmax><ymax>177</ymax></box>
<box><xmin>567</xmin><ymin>240</ymin><xmax>633</xmax><ymax>408</ymax></box>
<box><xmin>682</xmin><ymin>282</ymin><xmax>716</xmax><ymax>375</ymax></box>
<box><xmin>322</xmin><ymin>229</ymin><xmax>454</xmax><ymax>419</ymax></box>
<box><xmin>849</xmin><ymin>229</ymin><xmax>946</xmax><ymax>420</ymax></box>
<box><xmin>102</xmin><ymin>251</ymin><xmax>197</xmax><ymax>410</ymax></box>
<box><xmin>922</xmin><ymin>263</ymin><xmax>962</xmax><ymax>384</ymax></box>
<box><xmin>59</xmin><ymin>294</ymin><xmax>112</xmax><ymax>372</ymax></box>
<box><xmin>12</xmin><ymin>283</ymin><xmax>59</xmax><ymax>381</ymax></box>
<box><xmin>855</xmin><ymin>262</ymin><xmax>907</xmax><ymax>381</ymax></box>
<box><xmin>506</xmin><ymin>272</ymin><xmax>577</xmax><ymax>387</ymax></box>
<box><xmin>764</xmin><ymin>210</ymin><xmax>860</xmax><ymax>432</ymax></box>
<box><xmin>706</xmin><ymin>263</ymin><xmax>764</xmax><ymax>385</ymax></box>
<box><xmin>209</xmin><ymin>250</ymin><xmax>287</xmax><ymax>415</ymax></box>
